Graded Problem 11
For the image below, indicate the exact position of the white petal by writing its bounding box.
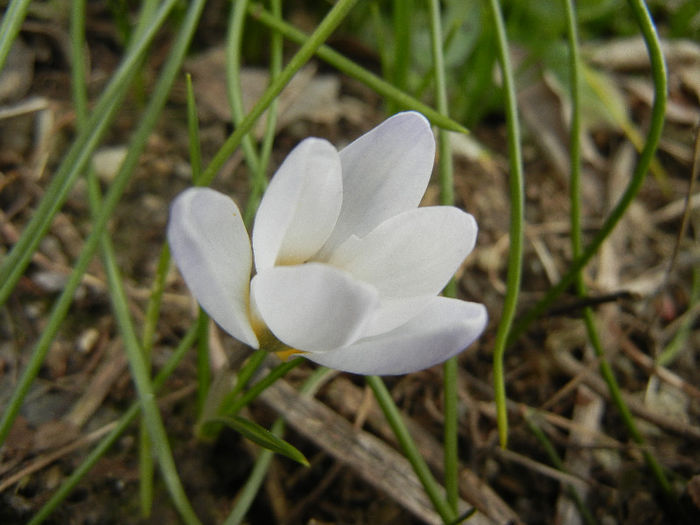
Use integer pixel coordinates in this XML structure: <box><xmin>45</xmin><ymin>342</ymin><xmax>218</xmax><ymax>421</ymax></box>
<box><xmin>167</xmin><ymin>188</ymin><xmax>258</xmax><ymax>347</ymax></box>
<box><xmin>251</xmin><ymin>263</ymin><xmax>380</xmax><ymax>352</ymax></box>
<box><xmin>361</xmin><ymin>295</ymin><xmax>435</xmax><ymax>337</ymax></box>
<box><xmin>252</xmin><ymin>138</ymin><xmax>342</xmax><ymax>271</ymax></box>
<box><xmin>317</xmin><ymin>112</ymin><xmax>435</xmax><ymax>257</ymax></box>
<box><xmin>306</xmin><ymin>297</ymin><xmax>487</xmax><ymax>375</ymax></box>
<box><xmin>329</xmin><ymin>206</ymin><xmax>477</xmax><ymax>298</ymax></box>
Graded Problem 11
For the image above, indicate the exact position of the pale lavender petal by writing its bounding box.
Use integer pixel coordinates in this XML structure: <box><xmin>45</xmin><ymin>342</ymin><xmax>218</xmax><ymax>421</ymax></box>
<box><xmin>316</xmin><ymin>111</ymin><xmax>435</xmax><ymax>258</ymax></box>
<box><xmin>167</xmin><ymin>188</ymin><xmax>258</xmax><ymax>347</ymax></box>
<box><xmin>252</xmin><ymin>138</ymin><xmax>342</xmax><ymax>271</ymax></box>
<box><xmin>306</xmin><ymin>297</ymin><xmax>487</xmax><ymax>375</ymax></box>
<box><xmin>251</xmin><ymin>263</ymin><xmax>379</xmax><ymax>352</ymax></box>
<box><xmin>329</xmin><ymin>206</ymin><xmax>477</xmax><ymax>298</ymax></box>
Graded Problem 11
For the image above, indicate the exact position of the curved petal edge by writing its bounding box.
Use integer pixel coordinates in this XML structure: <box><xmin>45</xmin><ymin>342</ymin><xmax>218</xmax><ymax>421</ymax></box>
<box><xmin>306</xmin><ymin>297</ymin><xmax>487</xmax><ymax>375</ymax></box>
<box><xmin>167</xmin><ymin>188</ymin><xmax>258</xmax><ymax>348</ymax></box>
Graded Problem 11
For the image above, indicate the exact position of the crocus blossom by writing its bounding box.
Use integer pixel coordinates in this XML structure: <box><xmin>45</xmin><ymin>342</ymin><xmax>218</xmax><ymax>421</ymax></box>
<box><xmin>167</xmin><ymin>111</ymin><xmax>487</xmax><ymax>375</ymax></box>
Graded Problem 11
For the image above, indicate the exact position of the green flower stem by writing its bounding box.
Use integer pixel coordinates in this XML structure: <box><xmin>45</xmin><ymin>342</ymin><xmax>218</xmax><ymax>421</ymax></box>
<box><xmin>28</xmin><ymin>325</ymin><xmax>198</xmax><ymax>525</ymax></box>
<box><xmin>222</xmin><ymin>367</ymin><xmax>333</xmax><ymax>525</ymax></box>
<box><xmin>507</xmin><ymin>0</ymin><xmax>668</xmax><ymax>346</ymax></box>
<box><xmin>367</xmin><ymin>376</ymin><xmax>455</xmax><ymax>524</ymax></box>
<box><xmin>486</xmin><ymin>0</ymin><xmax>525</xmax><ymax>449</ymax></box>
<box><xmin>225</xmin><ymin>357</ymin><xmax>305</xmax><ymax>417</ymax></box>
<box><xmin>246</xmin><ymin>3</ymin><xmax>467</xmax><ymax>134</ymax></box>
<box><xmin>0</xmin><ymin>0</ymin><xmax>179</xmax><ymax>307</ymax></box>
<box><xmin>428</xmin><ymin>0</ymin><xmax>459</xmax><ymax>511</ymax></box>
<box><xmin>0</xmin><ymin>0</ymin><xmax>32</xmax><ymax>72</ymax></box>
<box><xmin>199</xmin><ymin>0</ymin><xmax>359</xmax><ymax>187</ymax></box>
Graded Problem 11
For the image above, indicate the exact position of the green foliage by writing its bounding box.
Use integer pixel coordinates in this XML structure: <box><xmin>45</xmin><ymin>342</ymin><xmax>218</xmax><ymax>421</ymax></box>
<box><xmin>206</xmin><ymin>416</ymin><xmax>310</xmax><ymax>466</ymax></box>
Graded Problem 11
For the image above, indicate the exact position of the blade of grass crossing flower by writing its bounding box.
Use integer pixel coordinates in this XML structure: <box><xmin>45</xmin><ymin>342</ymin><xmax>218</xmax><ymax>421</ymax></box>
<box><xmin>388</xmin><ymin>0</ymin><xmax>412</xmax><ymax>114</ymax></box>
<box><xmin>227</xmin><ymin>0</ymin><xmax>261</xmax><ymax>176</ymax></box>
<box><xmin>428</xmin><ymin>0</ymin><xmax>459</xmax><ymax>512</ymax></box>
<box><xmin>486</xmin><ymin>0</ymin><xmax>525</xmax><ymax>449</ymax></box>
<box><xmin>367</xmin><ymin>376</ymin><xmax>455</xmax><ymax>523</ymax></box>
<box><xmin>246</xmin><ymin>3</ymin><xmax>467</xmax><ymax>134</ymax></box>
<box><xmin>186</xmin><ymin>73</ymin><xmax>204</xmax><ymax>184</ymax></box>
<box><xmin>0</xmin><ymin>0</ymin><xmax>31</xmax><ymax>72</ymax></box>
<box><xmin>186</xmin><ymin>73</ymin><xmax>211</xmax><ymax>418</ymax></box>
<box><xmin>243</xmin><ymin>0</ymin><xmax>283</xmax><ymax>226</ymax></box>
<box><xmin>28</xmin><ymin>325</ymin><xmax>199</xmax><ymax>525</ymax></box>
<box><xmin>507</xmin><ymin>0</ymin><xmax>668</xmax><ymax>347</ymax></box>
<box><xmin>199</xmin><ymin>0</ymin><xmax>359</xmax><ymax>187</ymax></box>
<box><xmin>0</xmin><ymin>0</ymin><xmax>179</xmax><ymax>307</ymax></box>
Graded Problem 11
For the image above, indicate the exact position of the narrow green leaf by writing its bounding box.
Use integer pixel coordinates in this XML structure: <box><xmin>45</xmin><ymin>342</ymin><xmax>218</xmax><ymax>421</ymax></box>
<box><xmin>211</xmin><ymin>416</ymin><xmax>309</xmax><ymax>467</ymax></box>
<box><xmin>246</xmin><ymin>3</ymin><xmax>467</xmax><ymax>134</ymax></box>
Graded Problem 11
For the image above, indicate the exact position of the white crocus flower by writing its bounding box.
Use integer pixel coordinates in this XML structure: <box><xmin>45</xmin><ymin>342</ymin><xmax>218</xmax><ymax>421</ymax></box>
<box><xmin>167</xmin><ymin>112</ymin><xmax>487</xmax><ymax>375</ymax></box>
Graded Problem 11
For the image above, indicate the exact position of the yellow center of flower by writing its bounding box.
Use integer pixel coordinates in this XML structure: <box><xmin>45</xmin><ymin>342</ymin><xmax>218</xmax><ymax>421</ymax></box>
<box><xmin>254</xmin><ymin>326</ymin><xmax>306</xmax><ymax>361</ymax></box>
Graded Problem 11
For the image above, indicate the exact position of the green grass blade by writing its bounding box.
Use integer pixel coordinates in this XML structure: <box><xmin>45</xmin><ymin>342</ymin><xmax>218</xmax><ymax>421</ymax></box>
<box><xmin>247</xmin><ymin>3</ymin><xmax>467</xmax><ymax>134</ymax></box>
<box><xmin>227</xmin><ymin>0</ymin><xmax>261</xmax><ymax>176</ymax></box>
<box><xmin>0</xmin><ymin>0</ymin><xmax>32</xmax><ymax>72</ymax></box>
<box><xmin>0</xmin><ymin>0</ymin><xmax>179</xmax><ymax>307</ymax></box>
<box><xmin>486</xmin><ymin>0</ymin><xmax>526</xmax><ymax>449</ymax></box>
<box><xmin>428</xmin><ymin>0</ymin><xmax>459</xmax><ymax>511</ymax></box>
<box><xmin>507</xmin><ymin>0</ymin><xmax>668</xmax><ymax>347</ymax></box>
<box><xmin>210</xmin><ymin>416</ymin><xmax>309</xmax><ymax>466</ymax></box>
<box><xmin>28</xmin><ymin>326</ymin><xmax>198</xmax><ymax>525</ymax></box>
<box><xmin>199</xmin><ymin>0</ymin><xmax>359</xmax><ymax>187</ymax></box>
<box><xmin>367</xmin><ymin>375</ymin><xmax>455</xmax><ymax>523</ymax></box>
<box><xmin>243</xmin><ymin>0</ymin><xmax>283</xmax><ymax>226</ymax></box>
<box><xmin>387</xmin><ymin>0</ymin><xmax>412</xmax><ymax>114</ymax></box>
<box><xmin>222</xmin><ymin>367</ymin><xmax>332</xmax><ymax>525</ymax></box>
<box><xmin>0</xmin><ymin>0</ymin><xmax>204</xmax><ymax>450</ymax></box>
